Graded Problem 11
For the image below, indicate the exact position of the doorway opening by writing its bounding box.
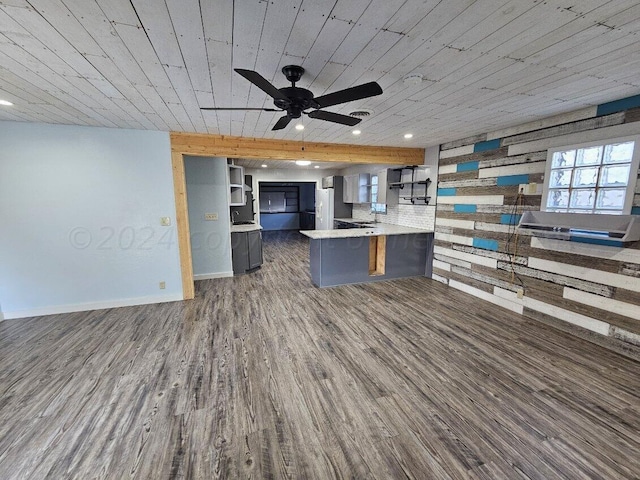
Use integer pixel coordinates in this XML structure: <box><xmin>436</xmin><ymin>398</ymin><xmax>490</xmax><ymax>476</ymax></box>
<box><xmin>257</xmin><ymin>181</ymin><xmax>317</xmax><ymax>231</ymax></box>
<box><xmin>169</xmin><ymin>132</ymin><xmax>423</xmax><ymax>299</ymax></box>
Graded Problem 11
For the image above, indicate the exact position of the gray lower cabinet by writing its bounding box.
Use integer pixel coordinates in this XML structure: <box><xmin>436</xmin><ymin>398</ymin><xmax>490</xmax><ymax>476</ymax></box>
<box><xmin>231</xmin><ymin>230</ymin><xmax>263</xmax><ymax>274</ymax></box>
<box><xmin>247</xmin><ymin>230</ymin><xmax>263</xmax><ymax>269</ymax></box>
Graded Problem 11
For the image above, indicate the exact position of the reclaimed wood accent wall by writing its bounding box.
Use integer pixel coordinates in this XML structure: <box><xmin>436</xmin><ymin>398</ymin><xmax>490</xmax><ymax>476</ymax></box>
<box><xmin>433</xmin><ymin>95</ymin><xmax>640</xmax><ymax>356</ymax></box>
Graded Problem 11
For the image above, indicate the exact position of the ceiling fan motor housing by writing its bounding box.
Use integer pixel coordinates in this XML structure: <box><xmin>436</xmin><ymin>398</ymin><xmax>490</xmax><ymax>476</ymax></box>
<box><xmin>274</xmin><ymin>87</ymin><xmax>317</xmax><ymax>118</ymax></box>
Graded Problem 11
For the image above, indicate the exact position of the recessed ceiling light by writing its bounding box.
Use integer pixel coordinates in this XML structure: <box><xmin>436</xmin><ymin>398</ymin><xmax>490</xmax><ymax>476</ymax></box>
<box><xmin>0</xmin><ymin>99</ymin><xmax>13</xmax><ymax>106</ymax></box>
<box><xmin>314</xmin><ymin>165</ymin><xmax>320</xmax><ymax>169</ymax></box>
<box><xmin>295</xmin><ymin>160</ymin><xmax>311</xmax><ymax>166</ymax></box>
<box><xmin>261</xmin><ymin>164</ymin><xmax>267</xmax><ymax>168</ymax></box>
<box><xmin>352</xmin><ymin>129</ymin><xmax>361</xmax><ymax>135</ymax></box>
<box><xmin>295</xmin><ymin>124</ymin><xmax>304</xmax><ymax>131</ymax></box>
<box><xmin>404</xmin><ymin>133</ymin><xmax>413</xmax><ymax>139</ymax></box>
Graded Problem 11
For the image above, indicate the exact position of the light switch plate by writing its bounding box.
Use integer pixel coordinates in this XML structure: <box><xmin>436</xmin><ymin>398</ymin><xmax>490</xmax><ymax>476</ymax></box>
<box><xmin>205</xmin><ymin>213</ymin><xmax>218</xmax><ymax>221</ymax></box>
<box><xmin>160</xmin><ymin>217</ymin><xmax>171</xmax><ymax>226</ymax></box>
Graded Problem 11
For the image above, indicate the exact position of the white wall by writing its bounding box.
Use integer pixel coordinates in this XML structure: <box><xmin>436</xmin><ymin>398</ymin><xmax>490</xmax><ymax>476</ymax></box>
<box><xmin>0</xmin><ymin>121</ymin><xmax>183</xmax><ymax>319</ymax></box>
<box><xmin>246</xmin><ymin>166</ymin><xmax>336</xmax><ymax>186</ymax></box>
<box><xmin>185</xmin><ymin>156</ymin><xmax>233</xmax><ymax>279</ymax></box>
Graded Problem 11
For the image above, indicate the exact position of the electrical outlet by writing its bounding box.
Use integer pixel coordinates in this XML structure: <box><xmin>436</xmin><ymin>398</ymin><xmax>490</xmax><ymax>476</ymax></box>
<box><xmin>159</xmin><ymin>281</ymin><xmax>166</xmax><ymax>289</ymax></box>
<box><xmin>204</xmin><ymin>213</ymin><xmax>218</xmax><ymax>221</ymax></box>
<box><xmin>160</xmin><ymin>217</ymin><xmax>171</xmax><ymax>226</ymax></box>
<box><xmin>517</xmin><ymin>288</ymin><xmax>524</xmax><ymax>299</ymax></box>
<box><xmin>519</xmin><ymin>183</ymin><xmax>540</xmax><ymax>195</ymax></box>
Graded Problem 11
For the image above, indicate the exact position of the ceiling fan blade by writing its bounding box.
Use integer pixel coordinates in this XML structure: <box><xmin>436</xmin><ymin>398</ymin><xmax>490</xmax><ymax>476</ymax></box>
<box><xmin>234</xmin><ymin>68</ymin><xmax>289</xmax><ymax>101</ymax></box>
<box><xmin>307</xmin><ymin>110</ymin><xmax>362</xmax><ymax>126</ymax></box>
<box><xmin>200</xmin><ymin>107</ymin><xmax>281</xmax><ymax>111</ymax></box>
<box><xmin>272</xmin><ymin>115</ymin><xmax>292</xmax><ymax>131</ymax></box>
<box><xmin>313</xmin><ymin>81</ymin><xmax>383</xmax><ymax>108</ymax></box>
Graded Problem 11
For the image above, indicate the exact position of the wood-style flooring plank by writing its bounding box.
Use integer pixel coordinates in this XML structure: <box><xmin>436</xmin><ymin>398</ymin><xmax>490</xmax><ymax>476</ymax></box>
<box><xmin>0</xmin><ymin>231</ymin><xmax>639</xmax><ymax>479</ymax></box>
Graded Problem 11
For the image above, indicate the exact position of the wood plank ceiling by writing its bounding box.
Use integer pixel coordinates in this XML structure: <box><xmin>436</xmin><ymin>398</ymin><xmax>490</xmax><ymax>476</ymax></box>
<box><xmin>231</xmin><ymin>158</ymin><xmax>351</xmax><ymax>170</ymax></box>
<box><xmin>0</xmin><ymin>0</ymin><xmax>639</xmax><ymax>147</ymax></box>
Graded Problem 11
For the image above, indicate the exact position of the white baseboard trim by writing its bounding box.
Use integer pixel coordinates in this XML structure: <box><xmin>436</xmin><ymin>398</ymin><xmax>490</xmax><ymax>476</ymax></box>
<box><xmin>2</xmin><ymin>293</ymin><xmax>184</xmax><ymax>320</ymax></box>
<box><xmin>194</xmin><ymin>271</ymin><xmax>234</xmax><ymax>280</ymax></box>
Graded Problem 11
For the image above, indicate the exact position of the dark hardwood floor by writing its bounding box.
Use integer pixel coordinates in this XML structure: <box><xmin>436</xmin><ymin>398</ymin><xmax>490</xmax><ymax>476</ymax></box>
<box><xmin>1</xmin><ymin>231</ymin><xmax>639</xmax><ymax>479</ymax></box>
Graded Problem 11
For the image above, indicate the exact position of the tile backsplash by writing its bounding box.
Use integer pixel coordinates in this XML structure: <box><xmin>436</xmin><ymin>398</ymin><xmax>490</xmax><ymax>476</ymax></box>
<box><xmin>352</xmin><ymin>203</ymin><xmax>435</xmax><ymax>231</ymax></box>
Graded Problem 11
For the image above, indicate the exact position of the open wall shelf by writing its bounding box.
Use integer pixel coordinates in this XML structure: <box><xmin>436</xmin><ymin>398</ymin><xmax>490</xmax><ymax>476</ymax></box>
<box><xmin>229</xmin><ymin>163</ymin><xmax>246</xmax><ymax>206</ymax></box>
<box><xmin>389</xmin><ymin>166</ymin><xmax>432</xmax><ymax>205</ymax></box>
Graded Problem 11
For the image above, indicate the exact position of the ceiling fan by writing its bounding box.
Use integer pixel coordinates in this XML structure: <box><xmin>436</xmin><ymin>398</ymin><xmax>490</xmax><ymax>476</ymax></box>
<box><xmin>201</xmin><ymin>65</ymin><xmax>383</xmax><ymax>131</ymax></box>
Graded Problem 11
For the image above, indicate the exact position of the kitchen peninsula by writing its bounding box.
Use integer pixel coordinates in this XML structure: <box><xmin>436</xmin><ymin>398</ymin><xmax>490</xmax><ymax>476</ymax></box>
<box><xmin>301</xmin><ymin>221</ymin><xmax>433</xmax><ymax>287</ymax></box>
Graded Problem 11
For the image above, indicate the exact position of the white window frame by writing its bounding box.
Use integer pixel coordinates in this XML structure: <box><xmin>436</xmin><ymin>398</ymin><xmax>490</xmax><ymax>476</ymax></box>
<box><xmin>542</xmin><ymin>135</ymin><xmax>640</xmax><ymax>215</ymax></box>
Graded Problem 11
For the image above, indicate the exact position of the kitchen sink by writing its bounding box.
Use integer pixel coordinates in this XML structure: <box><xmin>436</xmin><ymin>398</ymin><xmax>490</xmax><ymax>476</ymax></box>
<box><xmin>335</xmin><ymin>219</ymin><xmax>379</xmax><ymax>229</ymax></box>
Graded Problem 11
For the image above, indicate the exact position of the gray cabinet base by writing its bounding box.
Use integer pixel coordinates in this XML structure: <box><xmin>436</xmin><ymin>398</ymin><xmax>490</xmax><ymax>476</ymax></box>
<box><xmin>232</xmin><ymin>230</ymin><xmax>263</xmax><ymax>274</ymax></box>
<box><xmin>309</xmin><ymin>233</ymin><xmax>432</xmax><ymax>287</ymax></box>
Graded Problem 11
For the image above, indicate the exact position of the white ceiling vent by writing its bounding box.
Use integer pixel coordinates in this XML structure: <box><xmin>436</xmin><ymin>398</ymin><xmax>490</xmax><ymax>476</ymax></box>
<box><xmin>348</xmin><ymin>108</ymin><xmax>374</xmax><ymax>117</ymax></box>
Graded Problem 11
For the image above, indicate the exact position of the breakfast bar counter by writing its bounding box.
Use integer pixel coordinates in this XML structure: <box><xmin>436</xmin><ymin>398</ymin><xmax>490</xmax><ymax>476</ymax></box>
<box><xmin>300</xmin><ymin>224</ymin><xmax>433</xmax><ymax>288</ymax></box>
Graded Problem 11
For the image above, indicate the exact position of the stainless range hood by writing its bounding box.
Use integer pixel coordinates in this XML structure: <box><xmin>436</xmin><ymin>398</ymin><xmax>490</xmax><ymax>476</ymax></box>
<box><xmin>321</xmin><ymin>176</ymin><xmax>334</xmax><ymax>189</ymax></box>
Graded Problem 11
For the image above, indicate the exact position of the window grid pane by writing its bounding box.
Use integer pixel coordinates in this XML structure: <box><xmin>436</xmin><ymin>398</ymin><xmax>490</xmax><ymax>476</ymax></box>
<box><xmin>545</xmin><ymin>140</ymin><xmax>635</xmax><ymax>214</ymax></box>
<box><xmin>604</xmin><ymin>142</ymin><xmax>634</xmax><ymax>164</ymax></box>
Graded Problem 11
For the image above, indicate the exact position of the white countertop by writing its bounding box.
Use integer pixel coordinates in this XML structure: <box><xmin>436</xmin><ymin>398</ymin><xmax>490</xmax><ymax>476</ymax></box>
<box><xmin>300</xmin><ymin>222</ymin><xmax>430</xmax><ymax>239</ymax></box>
<box><xmin>334</xmin><ymin>218</ymin><xmax>365</xmax><ymax>222</ymax></box>
<box><xmin>230</xmin><ymin>223</ymin><xmax>262</xmax><ymax>233</ymax></box>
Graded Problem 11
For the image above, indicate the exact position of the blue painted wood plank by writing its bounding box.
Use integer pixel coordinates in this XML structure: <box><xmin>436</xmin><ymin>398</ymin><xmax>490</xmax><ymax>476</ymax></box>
<box><xmin>473</xmin><ymin>138</ymin><xmax>501</xmax><ymax>152</ymax></box>
<box><xmin>496</xmin><ymin>174</ymin><xmax>529</xmax><ymax>186</ymax></box>
<box><xmin>454</xmin><ymin>204</ymin><xmax>477</xmax><ymax>213</ymax></box>
<box><xmin>500</xmin><ymin>214</ymin><xmax>522</xmax><ymax>225</ymax></box>
<box><xmin>472</xmin><ymin>238</ymin><xmax>499</xmax><ymax>251</ymax></box>
<box><xmin>569</xmin><ymin>236</ymin><xmax>625</xmax><ymax>247</ymax></box>
<box><xmin>457</xmin><ymin>161</ymin><xmax>479</xmax><ymax>172</ymax></box>
<box><xmin>596</xmin><ymin>94</ymin><xmax>640</xmax><ymax>116</ymax></box>
<box><xmin>438</xmin><ymin>188</ymin><xmax>457</xmax><ymax>196</ymax></box>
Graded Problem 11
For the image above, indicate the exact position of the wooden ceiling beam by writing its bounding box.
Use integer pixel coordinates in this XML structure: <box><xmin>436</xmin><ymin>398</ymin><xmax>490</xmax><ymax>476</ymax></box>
<box><xmin>170</xmin><ymin>132</ymin><xmax>424</xmax><ymax>165</ymax></box>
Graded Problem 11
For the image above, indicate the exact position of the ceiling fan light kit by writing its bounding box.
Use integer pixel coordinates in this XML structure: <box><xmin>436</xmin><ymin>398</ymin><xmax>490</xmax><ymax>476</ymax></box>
<box><xmin>202</xmin><ymin>65</ymin><xmax>383</xmax><ymax>131</ymax></box>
